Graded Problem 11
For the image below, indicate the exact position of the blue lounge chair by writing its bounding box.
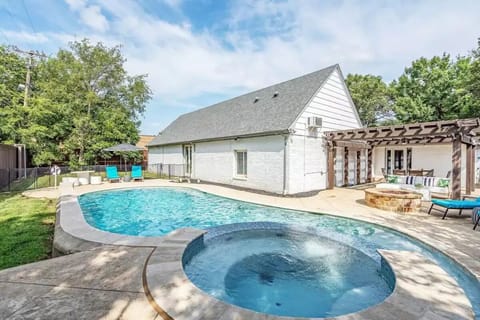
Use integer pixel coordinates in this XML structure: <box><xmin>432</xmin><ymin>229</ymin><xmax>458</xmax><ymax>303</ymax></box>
<box><xmin>428</xmin><ymin>197</ymin><xmax>480</xmax><ymax>220</ymax></box>
<box><xmin>106</xmin><ymin>166</ymin><xmax>121</xmax><ymax>182</ymax></box>
<box><xmin>131</xmin><ymin>165</ymin><xmax>144</xmax><ymax>181</ymax></box>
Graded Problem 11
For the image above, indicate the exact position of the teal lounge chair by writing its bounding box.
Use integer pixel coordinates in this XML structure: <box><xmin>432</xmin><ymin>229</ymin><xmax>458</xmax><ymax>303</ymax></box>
<box><xmin>106</xmin><ymin>166</ymin><xmax>121</xmax><ymax>182</ymax></box>
<box><xmin>131</xmin><ymin>165</ymin><xmax>144</xmax><ymax>181</ymax></box>
<box><xmin>428</xmin><ymin>197</ymin><xmax>480</xmax><ymax>220</ymax></box>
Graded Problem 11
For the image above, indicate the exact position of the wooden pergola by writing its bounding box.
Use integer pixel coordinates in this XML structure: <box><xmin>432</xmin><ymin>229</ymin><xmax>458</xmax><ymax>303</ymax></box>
<box><xmin>325</xmin><ymin>118</ymin><xmax>480</xmax><ymax>199</ymax></box>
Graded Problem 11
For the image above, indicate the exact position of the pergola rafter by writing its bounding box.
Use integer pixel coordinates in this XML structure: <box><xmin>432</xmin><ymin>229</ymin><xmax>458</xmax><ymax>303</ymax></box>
<box><xmin>324</xmin><ymin>118</ymin><xmax>480</xmax><ymax>199</ymax></box>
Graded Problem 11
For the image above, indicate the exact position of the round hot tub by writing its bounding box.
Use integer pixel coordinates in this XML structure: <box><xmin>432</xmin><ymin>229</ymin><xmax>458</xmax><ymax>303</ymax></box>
<box><xmin>364</xmin><ymin>188</ymin><xmax>422</xmax><ymax>213</ymax></box>
<box><xmin>182</xmin><ymin>223</ymin><xmax>395</xmax><ymax>318</ymax></box>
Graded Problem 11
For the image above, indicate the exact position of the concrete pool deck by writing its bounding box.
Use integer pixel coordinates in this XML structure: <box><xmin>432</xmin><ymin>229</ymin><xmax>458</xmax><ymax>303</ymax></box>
<box><xmin>1</xmin><ymin>179</ymin><xmax>479</xmax><ymax>319</ymax></box>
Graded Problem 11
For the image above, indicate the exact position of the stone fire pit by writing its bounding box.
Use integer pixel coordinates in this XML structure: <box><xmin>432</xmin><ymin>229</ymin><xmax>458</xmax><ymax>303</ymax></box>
<box><xmin>365</xmin><ymin>188</ymin><xmax>422</xmax><ymax>213</ymax></box>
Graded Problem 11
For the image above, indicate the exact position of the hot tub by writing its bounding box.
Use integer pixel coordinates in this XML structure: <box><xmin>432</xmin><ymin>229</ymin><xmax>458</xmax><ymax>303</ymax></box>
<box><xmin>182</xmin><ymin>223</ymin><xmax>394</xmax><ymax>318</ymax></box>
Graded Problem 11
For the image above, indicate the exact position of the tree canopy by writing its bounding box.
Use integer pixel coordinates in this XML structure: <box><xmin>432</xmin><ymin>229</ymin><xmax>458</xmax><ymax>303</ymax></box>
<box><xmin>0</xmin><ymin>40</ymin><xmax>151</xmax><ymax>166</ymax></box>
<box><xmin>346</xmin><ymin>39</ymin><xmax>480</xmax><ymax>126</ymax></box>
<box><xmin>345</xmin><ymin>74</ymin><xmax>392</xmax><ymax>127</ymax></box>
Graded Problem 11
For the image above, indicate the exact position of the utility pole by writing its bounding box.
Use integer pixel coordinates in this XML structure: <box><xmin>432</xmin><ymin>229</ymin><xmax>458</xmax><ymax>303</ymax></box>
<box><xmin>12</xmin><ymin>47</ymin><xmax>46</xmax><ymax>107</ymax></box>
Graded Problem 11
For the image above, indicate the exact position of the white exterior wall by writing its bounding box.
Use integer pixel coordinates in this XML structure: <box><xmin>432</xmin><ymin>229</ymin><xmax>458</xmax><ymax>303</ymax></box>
<box><xmin>289</xmin><ymin>68</ymin><xmax>362</xmax><ymax>192</ymax></box>
<box><xmin>372</xmin><ymin>144</ymin><xmax>467</xmax><ymax>187</ymax></box>
<box><xmin>148</xmin><ymin>145</ymin><xmax>183</xmax><ymax>165</ymax></box>
<box><xmin>292</xmin><ymin>69</ymin><xmax>361</xmax><ymax>135</ymax></box>
<box><xmin>149</xmin><ymin>136</ymin><xmax>286</xmax><ymax>194</ymax></box>
<box><xmin>194</xmin><ymin>135</ymin><xmax>285</xmax><ymax>194</ymax></box>
<box><xmin>287</xmin><ymin>135</ymin><xmax>327</xmax><ymax>194</ymax></box>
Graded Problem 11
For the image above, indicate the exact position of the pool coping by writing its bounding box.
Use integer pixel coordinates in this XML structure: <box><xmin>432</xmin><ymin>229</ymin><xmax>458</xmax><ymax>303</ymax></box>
<box><xmin>56</xmin><ymin>195</ymin><xmax>168</xmax><ymax>249</ymax></box>
<box><xmin>143</xmin><ymin>227</ymin><xmax>473</xmax><ymax>320</ymax></box>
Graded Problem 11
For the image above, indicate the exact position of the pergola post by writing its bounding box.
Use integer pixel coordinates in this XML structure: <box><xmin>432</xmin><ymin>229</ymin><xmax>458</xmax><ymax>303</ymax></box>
<box><xmin>466</xmin><ymin>144</ymin><xmax>473</xmax><ymax>195</ymax></box>
<box><xmin>451</xmin><ymin>135</ymin><xmax>462</xmax><ymax>199</ymax></box>
<box><xmin>356</xmin><ymin>151</ymin><xmax>361</xmax><ymax>184</ymax></box>
<box><xmin>327</xmin><ymin>144</ymin><xmax>335</xmax><ymax>189</ymax></box>
<box><xmin>367</xmin><ymin>147</ymin><xmax>373</xmax><ymax>183</ymax></box>
<box><xmin>472</xmin><ymin>146</ymin><xmax>476</xmax><ymax>192</ymax></box>
<box><xmin>343</xmin><ymin>148</ymin><xmax>349</xmax><ymax>186</ymax></box>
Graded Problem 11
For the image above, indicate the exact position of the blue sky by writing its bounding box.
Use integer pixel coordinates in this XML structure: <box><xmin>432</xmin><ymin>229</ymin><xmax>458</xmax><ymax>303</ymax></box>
<box><xmin>1</xmin><ymin>0</ymin><xmax>480</xmax><ymax>135</ymax></box>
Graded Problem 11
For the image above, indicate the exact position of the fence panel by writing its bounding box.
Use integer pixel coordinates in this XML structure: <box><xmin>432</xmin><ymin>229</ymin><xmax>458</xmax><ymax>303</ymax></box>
<box><xmin>0</xmin><ymin>163</ymin><xmax>185</xmax><ymax>193</ymax></box>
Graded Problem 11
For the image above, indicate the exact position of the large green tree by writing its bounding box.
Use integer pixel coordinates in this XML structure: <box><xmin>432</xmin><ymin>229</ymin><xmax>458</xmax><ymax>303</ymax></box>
<box><xmin>0</xmin><ymin>40</ymin><xmax>151</xmax><ymax>166</ymax></box>
<box><xmin>0</xmin><ymin>46</ymin><xmax>28</xmax><ymax>144</ymax></box>
<box><xmin>464</xmin><ymin>39</ymin><xmax>480</xmax><ymax>117</ymax></box>
<box><xmin>345</xmin><ymin>74</ymin><xmax>392</xmax><ymax>126</ymax></box>
<box><xmin>390</xmin><ymin>54</ymin><xmax>475</xmax><ymax>123</ymax></box>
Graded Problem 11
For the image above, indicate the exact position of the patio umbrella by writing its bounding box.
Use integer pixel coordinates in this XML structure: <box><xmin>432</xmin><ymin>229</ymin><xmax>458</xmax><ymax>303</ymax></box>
<box><xmin>102</xmin><ymin>143</ymin><xmax>143</xmax><ymax>172</ymax></box>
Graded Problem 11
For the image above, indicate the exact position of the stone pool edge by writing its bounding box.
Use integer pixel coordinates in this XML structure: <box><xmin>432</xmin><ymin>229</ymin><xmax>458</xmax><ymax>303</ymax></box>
<box><xmin>144</xmin><ymin>227</ymin><xmax>473</xmax><ymax>320</ymax></box>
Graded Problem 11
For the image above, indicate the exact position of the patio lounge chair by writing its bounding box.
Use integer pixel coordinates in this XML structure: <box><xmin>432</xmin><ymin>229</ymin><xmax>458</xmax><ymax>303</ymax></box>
<box><xmin>106</xmin><ymin>166</ymin><xmax>121</xmax><ymax>182</ymax></box>
<box><xmin>428</xmin><ymin>197</ymin><xmax>480</xmax><ymax>220</ymax></box>
<box><xmin>131</xmin><ymin>165</ymin><xmax>144</xmax><ymax>181</ymax></box>
<box><xmin>473</xmin><ymin>208</ymin><xmax>480</xmax><ymax>230</ymax></box>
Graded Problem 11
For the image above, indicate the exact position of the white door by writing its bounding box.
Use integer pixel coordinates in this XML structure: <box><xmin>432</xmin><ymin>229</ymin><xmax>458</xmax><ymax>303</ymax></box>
<box><xmin>183</xmin><ymin>145</ymin><xmax>193</xmax><ymax>177</ymax></box>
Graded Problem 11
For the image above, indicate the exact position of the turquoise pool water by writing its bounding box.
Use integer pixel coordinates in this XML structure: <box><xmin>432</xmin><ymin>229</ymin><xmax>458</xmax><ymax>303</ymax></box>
<box><xmin>183</xmin><ymin>225</ymin><xmax>394</xmax><ymax>317</ymax></box>
<box><xmin>79</xmin><ymin>187</ymin><xmax>480</xmax><ymax>318</ymax></box>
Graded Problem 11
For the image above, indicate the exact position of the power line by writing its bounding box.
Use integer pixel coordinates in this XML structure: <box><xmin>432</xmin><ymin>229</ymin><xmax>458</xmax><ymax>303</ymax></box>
<box><xmin>20</xmin><ymin>0</ymin><xmax>36</xmax><ymax>34</ymax></box>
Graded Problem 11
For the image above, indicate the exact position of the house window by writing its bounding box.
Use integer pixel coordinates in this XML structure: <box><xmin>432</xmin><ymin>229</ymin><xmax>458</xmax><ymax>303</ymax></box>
<box><xmin>235</xmin><ymin>150</ymin><xmax>247</xmax><ymax>177</ymax></box>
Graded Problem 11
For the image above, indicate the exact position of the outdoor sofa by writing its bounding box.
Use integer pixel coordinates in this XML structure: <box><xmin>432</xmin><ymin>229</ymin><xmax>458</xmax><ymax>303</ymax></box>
<box><xmin>377</xmin><ymin>175</ymin><xmax>450</xmax><ymax>199</ymax></box>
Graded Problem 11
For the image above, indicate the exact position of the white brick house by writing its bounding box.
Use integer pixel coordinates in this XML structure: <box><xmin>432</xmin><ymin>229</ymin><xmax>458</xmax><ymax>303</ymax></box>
<box><xmin>147</xmin><ymin>64</ymin><xmax>362</xmax><ymax>195</ymax></box>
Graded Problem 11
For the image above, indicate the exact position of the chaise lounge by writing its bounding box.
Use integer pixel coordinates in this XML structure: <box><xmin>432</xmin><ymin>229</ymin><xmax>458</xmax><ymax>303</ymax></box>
<box><xmin>428</xmin><ymin>197</ymin><xmax>480</xmax><ymax>220</ymax></box>
<box><xmin>106</xmin><ymin>166</ymin><xmax>121</xmax><ymax>183</ymax></box>
<box><xmin>131</xmin><ymin>165</ymin><xmax>144</xmax><ymax>181</ymax></box>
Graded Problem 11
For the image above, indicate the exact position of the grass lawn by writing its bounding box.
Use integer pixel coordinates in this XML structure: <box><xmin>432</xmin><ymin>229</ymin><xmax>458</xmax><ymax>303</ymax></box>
<box><xmin>0</xmin><ymin>193</ymin><xmax>56</xmax><ymax>270</ymax></box>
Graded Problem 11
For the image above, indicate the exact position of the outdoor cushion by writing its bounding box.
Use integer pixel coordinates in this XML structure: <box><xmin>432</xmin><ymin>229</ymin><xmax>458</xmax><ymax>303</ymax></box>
<box><xmin>423</xmin><ymin>177</ymin><xmax>436</xmax><ymax>187</ymax></box>
<box><xmin>386</xmin><ymin>175</ymin><xmax>398</xmax><ymax>183</ymax></box>
<box><xmin>437</xmin><ymin>178</ymin><xmax>450</xmax><ymax>188</ymax></box>
<box><xmin>431</xmin><ymin>198</ymin><xmax>480</xmax><ymax>209</ymax></box>
<box><xmin>404</xmin><ymin>176</ymin><xmax>415</xmax><ymax>185</ymax></box>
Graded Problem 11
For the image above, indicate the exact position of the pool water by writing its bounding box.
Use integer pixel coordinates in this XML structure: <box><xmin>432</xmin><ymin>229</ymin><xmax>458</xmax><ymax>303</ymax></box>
<box><xmin>79</xmin><ymin>187</ymin><xmax>480</xmax><ymax>318</ymax></box>
<box><xmin>183</xmin><ymin>227</ymin><xmax>394</xmax><ymax>317</ymax></box>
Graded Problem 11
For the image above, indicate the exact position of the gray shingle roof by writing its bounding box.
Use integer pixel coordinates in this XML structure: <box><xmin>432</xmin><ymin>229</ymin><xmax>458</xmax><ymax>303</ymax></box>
<box><xmin>148</xmin><ymin>64</ymin><xmax>338</xmax><ymax>146</ymax></box>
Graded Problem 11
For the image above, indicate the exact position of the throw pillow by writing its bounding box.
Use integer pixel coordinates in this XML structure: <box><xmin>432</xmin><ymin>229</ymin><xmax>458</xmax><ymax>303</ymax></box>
<box><xmin>387</xmin><ymin>175</ymin><xmax>398</xmax><ymax>184</ymax></box>
<box><xmin>437</xmin><ymin>178</ymin><xmax>450</xmax><ymax>188</ymax></box>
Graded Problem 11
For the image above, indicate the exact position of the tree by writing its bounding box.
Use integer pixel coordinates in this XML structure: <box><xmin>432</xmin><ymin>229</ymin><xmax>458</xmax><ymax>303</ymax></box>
<box><xmin>345</xmin><ymin>74</ymin><xmax>392</xmax><ymax>126</ymax></box>
<box><xmin>30</xmin><ymin>40</ymin><xmax>151</xmax><ymax>166</ymax></box>
<box><xmin>0</xmin><ymin>46</ymin><xmax>27</xmax><ymax>143</ymax></box>
<box><xmin>463</xmin><ymin>39</ymin><xmax>480</xmax><ymax>117</ymax></box>
<box><xmin>0</xmin><ymin>40</ymin><xmax>151</xmax><ymax>166</ymax></box>
<box><xmin>390</xmin><ymin>54</ymin><xmax>475</xmax><ymax>123</ymax></box>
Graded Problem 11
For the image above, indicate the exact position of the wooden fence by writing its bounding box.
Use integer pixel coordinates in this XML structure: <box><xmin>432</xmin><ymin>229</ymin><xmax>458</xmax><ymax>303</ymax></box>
<box><xmin>0</xmin><ymin>144</ymin><xmax>18</xmax><ymax>190</ymax></box>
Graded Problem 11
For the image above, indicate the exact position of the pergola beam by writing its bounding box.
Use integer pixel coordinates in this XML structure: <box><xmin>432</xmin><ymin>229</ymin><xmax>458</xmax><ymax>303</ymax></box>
<box><xmin>325</xmin><ymin>118</ymin><xmax>480</xmax><ymax>146</ymax></box>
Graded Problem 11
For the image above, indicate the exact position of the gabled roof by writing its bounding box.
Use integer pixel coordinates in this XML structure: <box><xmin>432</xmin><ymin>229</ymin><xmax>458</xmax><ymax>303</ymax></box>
<box><xmin>148</xmin><ymin>64</ymin><xmax>338</xmax><ymax>146</ymax></box>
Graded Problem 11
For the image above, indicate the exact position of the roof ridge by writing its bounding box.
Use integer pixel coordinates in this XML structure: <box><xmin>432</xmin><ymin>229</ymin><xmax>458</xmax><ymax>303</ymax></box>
<box><xmin>176</xmin><ymin>64</ymin><xmax>338</xmax><ymax>118</ymax></box>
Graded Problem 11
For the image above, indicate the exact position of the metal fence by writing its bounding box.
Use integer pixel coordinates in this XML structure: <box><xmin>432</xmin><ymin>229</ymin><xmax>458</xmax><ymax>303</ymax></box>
<box><xmin>147</xmin><ymin>163</ymin><xmax>186</xmax><ymax>179</ymax></box>
<box><xmin>0</xmin><ymin>163</ymin><xmax>187</xmax><ymax>193</ymax></box>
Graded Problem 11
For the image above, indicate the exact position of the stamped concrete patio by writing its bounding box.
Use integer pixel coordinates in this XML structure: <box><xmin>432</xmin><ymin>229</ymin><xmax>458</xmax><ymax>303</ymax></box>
<box><xmin>1</xmin><ymin>179</ymin><xmax>479</xmax><ymax>319</ymax></box>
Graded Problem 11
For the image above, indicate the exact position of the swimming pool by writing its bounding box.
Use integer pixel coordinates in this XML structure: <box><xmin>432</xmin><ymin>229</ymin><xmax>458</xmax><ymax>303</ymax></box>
<box><xmin>79</xmin><ymin>187</ymin><xmax>480</xmax><ymax>318</ymax></box>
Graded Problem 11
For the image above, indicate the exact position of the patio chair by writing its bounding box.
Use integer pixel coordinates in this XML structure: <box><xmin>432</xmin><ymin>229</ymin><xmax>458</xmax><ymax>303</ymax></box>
<box><xmin>131</xmin><ymin>165</ymin><xmax>144</xmax><ymax>181</ymax></box>
<box><xmin>428</xmin><ymin>197</ymin><xmax>480</xmax><ymax>220</ymax></box>
<box><xmin>473</xmin><ymin>207</ymin><xmax>480</xmax><ymax>230</ymax></box>
<box><xmin>106</xmin><ymin>166</ymin><xmax>121</xmax><ymax>183</ymax></box>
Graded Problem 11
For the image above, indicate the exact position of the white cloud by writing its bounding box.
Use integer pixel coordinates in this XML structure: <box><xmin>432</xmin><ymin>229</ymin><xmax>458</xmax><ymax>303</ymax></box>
<box><xmin>65</xmin><ymin>0</ymin><xmax>109</xmax><ymax>32</ymax></box>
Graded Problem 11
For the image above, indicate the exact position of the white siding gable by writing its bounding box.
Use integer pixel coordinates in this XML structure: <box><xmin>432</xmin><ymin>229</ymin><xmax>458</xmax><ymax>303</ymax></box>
<box><xmin>291</xmin><ymin>69</ymin><xmax>362</xmax><ymax>135</ymax></box>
